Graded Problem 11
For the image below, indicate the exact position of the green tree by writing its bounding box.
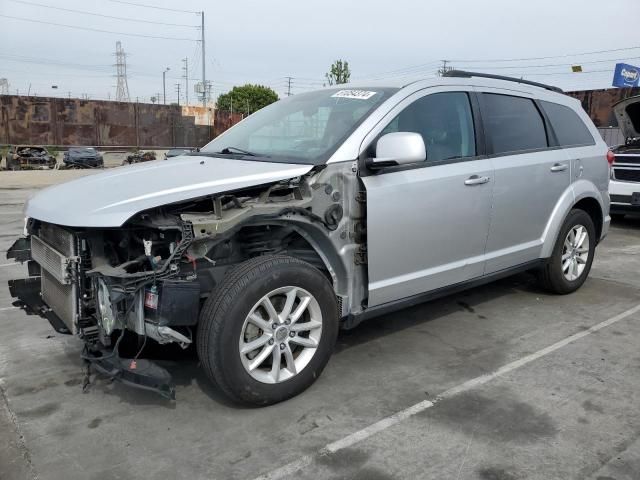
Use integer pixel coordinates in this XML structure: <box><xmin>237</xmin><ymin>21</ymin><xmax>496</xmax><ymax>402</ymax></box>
<box><xmin>325</xmin><ymin>59</ymin><xmax>351</xmax><ymax>86</ymax></box>
<box><xmin>216</xmin><ymin>84</ymin><xmax>279</xmax><ymax>114</ymax></box>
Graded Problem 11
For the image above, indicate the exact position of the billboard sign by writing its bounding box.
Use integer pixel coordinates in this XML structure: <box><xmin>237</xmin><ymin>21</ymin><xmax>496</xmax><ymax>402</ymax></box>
<box><xmin>612</xmin><ymin>63</ymin><xmax>640</xmax><ymax>88</ymax></box>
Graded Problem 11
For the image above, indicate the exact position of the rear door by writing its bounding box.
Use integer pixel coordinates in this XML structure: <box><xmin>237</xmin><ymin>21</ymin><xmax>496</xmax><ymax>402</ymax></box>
<box><xmin>478</xmin><ymin>89</ymin><xmax>572</xmax><ymax>273</ymax></box>
<box><xmin>361</xmin><ymin>88</ymin><xmax>494</xmax><ymax>307</ymax></box>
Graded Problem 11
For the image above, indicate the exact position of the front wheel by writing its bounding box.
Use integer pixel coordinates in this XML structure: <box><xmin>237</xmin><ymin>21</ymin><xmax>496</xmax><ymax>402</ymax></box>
<box><xmin>197</xmin><ymin>255</ymin><xmax>339</xmax><ymax>405</ymax></box>
<box><xmin>537</xmin><ymin>209</ymin><xmax>596</xmax><ymax>294</ymax></box>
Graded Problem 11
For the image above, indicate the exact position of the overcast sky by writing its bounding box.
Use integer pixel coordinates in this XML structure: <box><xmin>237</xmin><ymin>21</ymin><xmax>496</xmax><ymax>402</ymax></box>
<box><xmin>1</xmin><ymin>0</ymin><xmax>639</xmax><ymax>103</ymax></box>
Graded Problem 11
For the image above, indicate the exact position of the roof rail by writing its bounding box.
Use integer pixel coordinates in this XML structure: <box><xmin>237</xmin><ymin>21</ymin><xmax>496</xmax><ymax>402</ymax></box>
<box><xmin>443</xmin><ymin>70</ymin><xmax>564</xmax><ymax>94</ymax></box>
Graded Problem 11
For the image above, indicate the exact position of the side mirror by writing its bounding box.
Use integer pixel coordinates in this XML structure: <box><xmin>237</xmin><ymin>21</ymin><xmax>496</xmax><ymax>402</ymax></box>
<box><xmin>368</xmin><ymin>132</ymin><xmax>426</xmax><ymax>168</ymax></box>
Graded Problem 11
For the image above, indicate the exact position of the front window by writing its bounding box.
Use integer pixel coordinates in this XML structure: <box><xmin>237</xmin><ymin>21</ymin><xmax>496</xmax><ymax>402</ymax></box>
<box><xmin>201</xmin><ymin>88</ymin><xmax>398</xmax><ymax>164</ymax></box>
<box><xmin>380</xmin><ymin>92</ymin><xmax>477</xmax><ymax>162</ymax></box>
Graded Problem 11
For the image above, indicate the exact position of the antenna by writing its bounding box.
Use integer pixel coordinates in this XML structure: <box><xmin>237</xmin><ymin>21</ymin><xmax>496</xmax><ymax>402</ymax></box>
<box><xmin>114</xmin><ymin>41</ymin><xmax>131</xmax><ymax>102</ymax></box>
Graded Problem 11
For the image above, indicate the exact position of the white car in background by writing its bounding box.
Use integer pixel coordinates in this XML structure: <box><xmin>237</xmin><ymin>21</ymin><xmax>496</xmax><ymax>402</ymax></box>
<box><xmin>609</xmin><ymin>95</ymin><xmax>640</xmax><ymax>219</ymax></box>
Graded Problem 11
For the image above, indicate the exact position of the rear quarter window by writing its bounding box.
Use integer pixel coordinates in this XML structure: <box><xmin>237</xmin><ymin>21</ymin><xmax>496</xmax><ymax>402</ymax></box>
<box><xmin>541</xmin><ymin>101</ymin><xmax>595</xmax><ymax>147</ymax></box>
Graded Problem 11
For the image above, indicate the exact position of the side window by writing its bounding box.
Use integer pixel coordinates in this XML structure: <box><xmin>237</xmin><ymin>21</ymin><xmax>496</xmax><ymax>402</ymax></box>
<box><xmin>481</xmin><ymin>94</ymin><xmax>548</xmax><ymax>154</ymax></box>
<box><xmin>380</xmin><ymin>92</ymin><xmax>476</xmax><ymax>162</ymax></box>
<box><xmin>540</xmin><ymin>101</ymin><xmax>595</xmax><ymax>147</ymax></box>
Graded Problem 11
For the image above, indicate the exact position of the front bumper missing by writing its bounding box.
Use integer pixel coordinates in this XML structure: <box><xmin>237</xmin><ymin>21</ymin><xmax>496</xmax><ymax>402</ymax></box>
<box><xmin>9</xmin><ymin>277</ymin><xmax>177</xmax><ymax>400</ymax></box>
<box><xmin>7</xmin><ymin>238</ymin><xmax>176</xmax><ymax>401</ymax></box>
<box><xmin>83</xmin><ymin>346</ymin><xmax>176</xmax><ymax>400</ymax></box>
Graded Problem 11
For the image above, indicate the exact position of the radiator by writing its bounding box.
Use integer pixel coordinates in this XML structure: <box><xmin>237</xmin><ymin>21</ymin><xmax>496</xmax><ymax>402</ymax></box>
<box><xmin>32</xmin><ymin>224</ymin><xmax>78</xmax><ymax>334</ymax></box>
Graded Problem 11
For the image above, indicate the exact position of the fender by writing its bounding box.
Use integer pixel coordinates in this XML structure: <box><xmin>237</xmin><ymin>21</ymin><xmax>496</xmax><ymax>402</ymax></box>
<box><xmin>540</xmin><ymin>179</ymin><xmax>607</xmax><ymax>258</ymax></box>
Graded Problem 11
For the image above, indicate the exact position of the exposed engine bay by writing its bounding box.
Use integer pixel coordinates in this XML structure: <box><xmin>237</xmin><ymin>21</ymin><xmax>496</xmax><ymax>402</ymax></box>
<box><xmin>7</xmin><ymin>162</ymin><xmax>365</xmax><ymax>398</ymax></box>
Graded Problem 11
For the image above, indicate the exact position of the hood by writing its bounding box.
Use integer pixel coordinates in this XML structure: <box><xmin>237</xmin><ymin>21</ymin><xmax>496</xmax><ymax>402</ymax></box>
<box><xmin>25</xmin><ymin>155</ymin><xmax>314</xmax><ymax>227</ymax></box>
<box><xmin>613</xmin><ymin>95</ymin><xmax>640</xmax><ymax>139</ymax></box>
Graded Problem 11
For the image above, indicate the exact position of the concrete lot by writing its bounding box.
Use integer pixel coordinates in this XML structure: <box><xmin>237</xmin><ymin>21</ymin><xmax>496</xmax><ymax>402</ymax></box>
<box><xmin>1</xmin><ymin>170</ymin><xmax>640</xmax><ymax>480</ymax></box>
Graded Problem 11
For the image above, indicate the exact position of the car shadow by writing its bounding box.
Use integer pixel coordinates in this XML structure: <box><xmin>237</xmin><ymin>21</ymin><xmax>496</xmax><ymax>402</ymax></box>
<box><xmin>104</xmin><ymin>270</ymin><xmax>548</xmax><ymax>407</ymax></box>
<box><xmin>333</xmin><ymin>271</ymin><xmax>541</xmax><ymax>354</ymax></box>
<box><xmin>611</xmin><ymin>213</ymin><xmax>640</xmax><ymax>230</ymax></box>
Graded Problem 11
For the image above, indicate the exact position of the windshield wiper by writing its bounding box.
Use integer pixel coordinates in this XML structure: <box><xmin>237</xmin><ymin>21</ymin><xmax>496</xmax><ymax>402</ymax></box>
<box><xmin>217</xmin><ymin>146</ymin><xmax>265</xmax><ymax>157</ymax></box>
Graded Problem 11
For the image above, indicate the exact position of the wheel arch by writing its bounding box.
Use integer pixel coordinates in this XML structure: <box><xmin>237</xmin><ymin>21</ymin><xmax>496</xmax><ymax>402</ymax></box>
<box><xmin>540</xmin><ymin>181</ymin><xmax>606</xmax><ymax>258</ymax></box>
<box><xmin>233</xmin><ymin>220</ymin><xmax>350</xmax><ymax>298</ymax></box>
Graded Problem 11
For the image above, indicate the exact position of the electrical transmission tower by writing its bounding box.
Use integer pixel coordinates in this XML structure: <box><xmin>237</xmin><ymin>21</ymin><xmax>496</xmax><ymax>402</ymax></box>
<box><xmin>182</xmin><ymin>57</ymin><xmax>189</xmax><ymax>106</ymax></box>
<box><xmin>114</xmin><ymin>41</ymin><xmax>130</xmax><ymax>102</ymax></box>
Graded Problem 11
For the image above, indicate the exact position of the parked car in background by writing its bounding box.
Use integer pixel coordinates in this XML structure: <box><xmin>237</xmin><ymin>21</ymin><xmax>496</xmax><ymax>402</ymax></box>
<box><xmin>122</xmin><ymin>150</ymin><xmax>156</xmax><ymax>165</ymax></box>
<box><xmin>7</xmin><ymin>72</ymin><xmax>609</xmax><ymax>405</ymax></box>
<box><xmin>4</xmin><ymin>145</ymin><xmax>56</xmax><ymax>170</ymax></box>
<box><xmin>608</xmin><ymin>95</ymin><xmax>640</xmax><ymax>218</ymax></box>
<box><xmin>62</xmin><ymin>147</ymin><xmax>104</xmax><ymax>169</ymax></box>
<box><xmin>165</xmin><ymin>148</ymin><xmax>195</xmax><ymax>159</ymax></box>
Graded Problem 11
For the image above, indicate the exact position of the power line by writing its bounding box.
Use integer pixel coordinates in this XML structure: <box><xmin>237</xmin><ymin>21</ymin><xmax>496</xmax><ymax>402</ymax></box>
<box><xmin>109</xmin><ymin>0</ymin><xmax>200</xmax><ymax>14</ymax></box>
<box><xmin>455</xmin><ymin>56</ymin><xmax>640</xmax><ymax>71</ymax></box>
<box><xmin>354</xmin><ymin>61</ymin><xmax>441</xmax><ymax>80</ymax></box>
<box><xmin>0</xmin><ymin>54</ymin><xmax>112</xmax><ymax>71</ymax></box>
<box><xmin>0</xmin><ymin>14</ymin><xmax>199</xmax><ymax>41</ymax></box>
<box><xmin>450</xmin><ymin>46</ymin><xmax>640</xmax><ymax>63</ymax></box>
<box><xmin>522</xmin><ymin>69</ymin><xmax>614</xmax><ymax>77</ymax></box>
<box><xmin>7</xmin><ymin>0</ymin><xmax>199</xmax><ymax>27</ymax></box>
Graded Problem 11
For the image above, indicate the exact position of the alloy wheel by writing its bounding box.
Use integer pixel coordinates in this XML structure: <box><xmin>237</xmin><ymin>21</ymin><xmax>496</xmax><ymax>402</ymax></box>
<box><xmin>239</xmin><ymin>286</ymin><xmax>323</xmax><ymax>384</ymax></box>
<box><xmin>562</xmin><ymin>224</ymin><xmax>590</xmax><ymax>281</ymax></box>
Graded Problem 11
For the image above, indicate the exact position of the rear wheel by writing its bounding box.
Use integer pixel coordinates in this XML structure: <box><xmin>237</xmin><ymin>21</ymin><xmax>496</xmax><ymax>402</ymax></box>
<box><xmin>537</xmin><ymin>209</ymin><xmax>596</xmax><ymax>294</ymax></box>
<box><xmin>197</xmin><ymin>255</ymin><xmax>338</xmax><ymax>405</ymax></box>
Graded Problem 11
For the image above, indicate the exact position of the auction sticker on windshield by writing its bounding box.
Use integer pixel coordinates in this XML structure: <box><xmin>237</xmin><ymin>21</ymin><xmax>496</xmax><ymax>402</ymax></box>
<box><xmin>332</xmin><ymin>90</ymin><xmax>377</xmax><ymax>100</ymax></box>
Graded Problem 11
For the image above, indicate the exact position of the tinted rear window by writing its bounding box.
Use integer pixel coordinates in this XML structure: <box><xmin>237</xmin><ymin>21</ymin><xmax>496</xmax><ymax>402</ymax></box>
<box><xmin>541</xmin><ymin>101</ymin><xmax>595</xmax><ymax>147</ymax></box>
<box><xmin>482</xmin><ymin>94</ymin><xmax>548</xmax><ymax>154</ymax></box>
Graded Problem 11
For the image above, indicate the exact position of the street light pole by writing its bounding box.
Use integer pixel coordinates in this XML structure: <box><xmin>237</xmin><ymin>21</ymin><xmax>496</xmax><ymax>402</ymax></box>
<box><xmin>162</xmin><ymin>67</ymin><xmax>170</xmax><ymax>105</ymax></box>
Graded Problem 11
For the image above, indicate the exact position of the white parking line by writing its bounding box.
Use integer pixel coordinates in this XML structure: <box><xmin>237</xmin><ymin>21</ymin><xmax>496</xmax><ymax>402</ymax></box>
<box><xmin>0</xmin><ymin>307</ymin><xmax>18</xmax><ymax>312</ymax></box>
<box><xmin>0</xmin><ymin>263</ymin><xmax>19</xmax><ymax>268</ymax></box>
<box><xmin>253</xmin><ymin>303</ymin><xmax>640</xmax><ymax>480</ymax></box>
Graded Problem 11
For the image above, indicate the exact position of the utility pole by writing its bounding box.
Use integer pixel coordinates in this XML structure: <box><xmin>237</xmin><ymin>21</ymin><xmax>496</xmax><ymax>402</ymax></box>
<box><xmin>286</xmin><ymin>76</ymin><xmax>293</xmax><ymax>96</ymax></box>
<box><xmin>182</xmin><ymin>57</ymin><xmax>189</xmax><ymax>106</ymax></box>
<box><xmin>437</xmin><ymin>60</ymin><xmax>453</xmax><ymax>76</ymax></box>
<box><xmin>200</xmin><ymin>11</ymin><xmax>206</xmax><ymax>107</ymax></box>
<box><xmin>175</xmin><ymin>83</ymin><xmax>181</xmax><ymax>106</ymax></box>
<box><xmin>162</xmin><ymin>67</ymin><xmax>170</xmax><ymax>105</ymax></box>
<box><xmin>114</xmin><ymin>41</ymin><xmax>130</xmax><ymax>102</ymax></box>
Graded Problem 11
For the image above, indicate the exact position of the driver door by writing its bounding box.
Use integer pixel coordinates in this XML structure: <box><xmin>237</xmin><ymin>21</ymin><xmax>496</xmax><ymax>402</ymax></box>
<box><xmin>360</xmin><ymin>88</ymin><xmax>494</xmax><ymax>307</ymax></box>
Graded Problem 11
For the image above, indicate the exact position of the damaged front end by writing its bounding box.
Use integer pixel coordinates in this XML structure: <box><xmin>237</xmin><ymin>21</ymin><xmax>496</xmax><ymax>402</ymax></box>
<box><xmin>8</xmin><ymin>215</ymin><xmax>195</xmax><ymax>399</ymax></box>
<box><xmin>7</xmin><ymin>163</ymin><xmax>364</xmax><ymax>399</ymax></box>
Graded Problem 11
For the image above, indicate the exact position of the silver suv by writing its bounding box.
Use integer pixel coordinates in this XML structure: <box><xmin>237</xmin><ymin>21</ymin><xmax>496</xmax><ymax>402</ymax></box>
<box><xmin>8</xmin><ymin>71</ymin><xmax>610</xmax><ymax>405</ymax></box>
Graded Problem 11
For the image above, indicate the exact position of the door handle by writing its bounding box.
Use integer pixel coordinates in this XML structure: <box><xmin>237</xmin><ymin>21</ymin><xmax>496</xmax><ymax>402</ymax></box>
<box><xmin>550</xmin><ymin>163</ymin><xmax>568</xmax><ymax>172</ymax></box>
<box><xmin>464</xmin><ymin>175</ymin><xmax>490</xmax><ymax>186</ymax></box>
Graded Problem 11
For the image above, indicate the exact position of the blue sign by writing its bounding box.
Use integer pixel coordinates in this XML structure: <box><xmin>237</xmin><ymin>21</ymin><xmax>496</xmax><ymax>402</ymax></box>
<box><xmin>612</xmin><ymin>63</ymin><xmax>640</xmax><ymax>88</ymax></box>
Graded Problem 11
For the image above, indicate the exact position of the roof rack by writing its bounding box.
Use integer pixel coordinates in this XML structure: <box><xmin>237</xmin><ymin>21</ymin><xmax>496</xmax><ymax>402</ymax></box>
<box><xmin>443</xmin><ymin>70</ymin><xmax>564</xmax><ymax>94</ymax></box>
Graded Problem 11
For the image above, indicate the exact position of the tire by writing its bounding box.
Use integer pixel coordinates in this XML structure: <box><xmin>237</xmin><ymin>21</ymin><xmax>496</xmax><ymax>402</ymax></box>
<box><xmin>537</xmin><ymin>209</ymin><xmax>596</xmax><ymax>294</ymax></box>
<box><xmin>197</xmin><ymin>255</ymin><xmax>339</xmax><ymax>405</ymax></box>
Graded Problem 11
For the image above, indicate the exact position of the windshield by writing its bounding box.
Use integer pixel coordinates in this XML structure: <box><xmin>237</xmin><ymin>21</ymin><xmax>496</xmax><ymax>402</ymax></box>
<box><xmin>201</xmin><ymin>87</ymin><xmax>398</xmax><ymax>164</ymax></box>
